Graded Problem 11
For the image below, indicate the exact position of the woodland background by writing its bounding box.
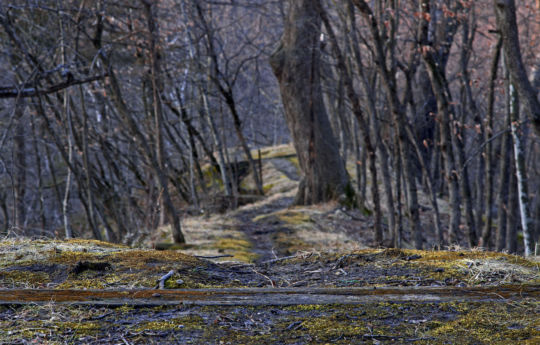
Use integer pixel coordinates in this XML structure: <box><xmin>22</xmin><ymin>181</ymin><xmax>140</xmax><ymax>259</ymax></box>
<box><xmin>0</xmin><ymin>0</ymin><xmax>539</xmax><ymax>255</ymax></box>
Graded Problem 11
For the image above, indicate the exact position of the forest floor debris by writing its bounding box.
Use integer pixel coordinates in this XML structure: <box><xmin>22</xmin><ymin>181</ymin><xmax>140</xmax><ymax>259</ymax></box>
<box><xmin>0</xmin><ymin>237</ymin><xmax>538</xmax><ymax>344</ymax></box>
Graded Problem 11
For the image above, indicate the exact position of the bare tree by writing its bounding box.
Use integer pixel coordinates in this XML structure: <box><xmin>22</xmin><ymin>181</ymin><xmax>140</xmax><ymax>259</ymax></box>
<box><xmin>270</xmin><ymin>0</ymin><xmax>350</xmax><ymax>205</ymax></box>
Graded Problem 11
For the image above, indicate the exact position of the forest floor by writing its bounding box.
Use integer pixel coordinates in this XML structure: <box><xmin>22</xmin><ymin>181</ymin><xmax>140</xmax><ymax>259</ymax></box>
<box><xmin>0</xmin><ymin>144</ymin><xmax>539</xmax><ymax>344</ymax></box>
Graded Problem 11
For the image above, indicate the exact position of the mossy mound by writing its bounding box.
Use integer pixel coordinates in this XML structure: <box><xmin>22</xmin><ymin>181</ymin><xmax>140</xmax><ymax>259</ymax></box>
<box><xmin>0</xmin><ymin>238</ymin><xmax>248</xmax><ymax>289</ymax></box>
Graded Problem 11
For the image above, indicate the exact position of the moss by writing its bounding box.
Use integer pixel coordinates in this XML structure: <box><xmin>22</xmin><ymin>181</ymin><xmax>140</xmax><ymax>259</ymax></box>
<box><xmin>0</xmin><ymin>320</ymin><xmax>47</xmax><ymax>340</ymax></box>
<box><xmin>108</xmin><ymin>249</ymin><xmax>202</xmax><ymax>270</ymax></box>
<box><xmin>216</xmin><ymin>238</ymin><xmax>252</xmax><ymax>251</ymax></box>
<box><xmin>58</xmin><ymin>321</ymin><xmax>102</xmax><ymax>335</ymax></box>
<box><xmin>215</xmin><ymin>238</ymin><xmax>258</xmax><ymax>263</ymax></box>
<box><xmin>277</xmin><ymin>210</ymin><xmax>312</xmax><ymax>225</ymax></box>
<box><xmin>252</xmin><ymin>213</ymin><xmax>274</xmax><ymax>223</ymax></box>
<box><xmin>253</xmin><ymin>209</ymin><xmax>313</xmax><ymax>226</ymax></box>
<box><xmin>251</xmin><ymin>144</ymin><xmax>296</xmax><ymax>160</ymax></box>
<box><xmin>48</xmin><ymin>250</ymin><xmax>111</xmax><ymax>265</ymax></box>
<box><xmin>116</xmin><ymin>305</ymin><xmax>135</xmax><ymax>313</ymax></box>
<box><xmin>299</xmin><ymin>315</ymin><xmax>368</xmax><ymax>340</ymax></box>
<box><xmin>285</xmin><ymin>156</ymin><xmax>300</xmax><ymax>172</ymax></box>
<box><xmin>263</xmin><ymin>183</ymin><xmax>275</xmax><ymax>193</ymax></box>
<box><xmin>56</xmin><ymin>278</ymin><xmax>107</xmax><ymax>290</ymax></box>
<box><xmin>63</xmin><ymin>239</ymin><xmax>127</xmax><ymax>249</ymax></box>
<box><xmin>273</xmin><ymin>232</ymin><xmax>311</xmax><ymax>255</ymax></box>
<box><xmin>1</xmin><ymin>300</ymin><xmax>537</xmax><ymax>344</ymax></box>
<box><xmin>0</xmin><ymin>239</ymin><xmax>212</xmax><ymax>289</ymax></box>
<box><xmin>0</xmin><ymin>271</ymin><xmax>51</xmax><ymax>288</ymax></box>
<box><xmin>427</xmin><ymin>302</ymin><xmax>540</xmax><ymax>344</ymax></box>
<box><xmin>284</xmin><ymin>304</ymin><xmax>329</xmax><ymax>312</ymax></box>
<box><xmin>134</xmin><ymin>315</ymin><xmax>205</xmax><ymax>332</ymax></box>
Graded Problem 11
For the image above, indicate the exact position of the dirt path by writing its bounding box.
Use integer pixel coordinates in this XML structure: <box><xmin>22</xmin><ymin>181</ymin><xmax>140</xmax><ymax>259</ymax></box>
<box><xmin>232</xmin><ymin>195</ymin><xmax>295</xmax><ymax>263</ymax></box>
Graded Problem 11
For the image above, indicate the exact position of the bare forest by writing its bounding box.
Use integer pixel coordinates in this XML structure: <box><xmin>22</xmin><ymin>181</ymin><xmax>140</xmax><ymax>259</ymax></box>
<box><xmin>0</xmin><ymin>0</ymin><xmax>539</xmax><ymax>257</ymax></box>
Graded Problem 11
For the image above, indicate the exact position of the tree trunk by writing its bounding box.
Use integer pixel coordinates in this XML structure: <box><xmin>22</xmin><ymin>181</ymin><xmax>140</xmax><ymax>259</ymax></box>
<box><xmin>509</xmin><ymin>82</ymin><xmax>534</xmax><ymax>256</ymax></box>
<box><xmin>483</xmin><ymin>36</ymin><xmax>503</xmax><ymax>250</ymax></box>
<box><xmin>320</xmin><ymin>2</ymin><xmax>382</xmax><ymax>242</ymax></box>
<box><xmin>493</xmin><ymin>0</ymin><xmax>540</xmax><ymax>136</ymax></box>
<box><xmin>493</xmin><ymin>81</ymin><xmax>513</xmax><ymax>250</ymax></box>
<box><xmin>506</xmin><ymin>156</ymin><xmax>519</xmax><ymax>253</ymax></box>
<box><xmin>350</xmin><ymin>0</ymin><xmax>420</xmax><ymax>247</ymax></box>
<box><xmin>269</xmin><ymin>0</ymin><xmax>349</xmax><ymax>205</ymax></box>
<box><xmin>418</xmin><ymin>0</ymin><xmax>461</xmax><ymax>244</ymax></box>
<box><xmin>142</xmin><ymin>0</ymin><xmax>185</xmax><ymax>244</ymax></box>
<box><xmin>13</xmin><ymin>100</ymin><xmax>26</xmax><ymax>230</ymax></box>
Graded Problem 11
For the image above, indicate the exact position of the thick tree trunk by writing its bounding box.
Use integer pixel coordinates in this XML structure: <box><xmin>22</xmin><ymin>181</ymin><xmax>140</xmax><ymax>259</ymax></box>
<box><xmin>269</xmin><ymin>0</ymin><xmax>349</xmax><ymax>205</ymax></box>
<box><xmin>494</xmin><ymin>0</ymin><xmax>540</xmax><ymax>135</ymax></box>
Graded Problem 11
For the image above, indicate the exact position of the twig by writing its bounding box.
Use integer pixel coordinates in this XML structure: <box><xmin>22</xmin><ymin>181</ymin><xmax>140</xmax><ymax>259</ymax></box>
<box><xmin>120</xmin><ymin>335</ymin><xmax>132</xmax><ymax>345</ymax></box>
<box><xmin>261</xmin><ymin>255</ymin><xmax>298</xmax><ymax>265</ymax></box>
<box><xmin>250</xmin><ymin>267</ymin><xmax>275</xmax><ymax>287</ymax></box>
<box><xmin>0</xmin><ymin>74</ymin><xmax>108</xmax><ymax>99</ymax></box>
<box><xmin>156</xmin><ymin>270</ymin><xmax>175</xmax><ymax>289</ymax></box>
<box><xmin>461</xmin><ymin>128</ymin><xmax>510</xmax><ymax>172</ymax></box>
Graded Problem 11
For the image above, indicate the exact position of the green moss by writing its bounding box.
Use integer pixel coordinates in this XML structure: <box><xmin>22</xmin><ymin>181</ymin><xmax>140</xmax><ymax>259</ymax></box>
<box><xmin>201</xmin><ymin>164</ymin><xmax>223</xmax><ymax>190</ymax></box>
<box><xmin>134</xmin><ymin>315</ymin><xmax>204</xmax><ymax>332</ymax></box>
<box><xmin>252</xmin><ymin>213</ymin><xmax>274</xmax><ymax>223</ymax></box>
<box><xmin>56</xmin><ymin>278</ymin><xmax>107</xmax><ymax>289</ymax></box>
<box><xmin>59</xmin><ymin>321</ymin><xmax>101</xmax><ymax>335</ymax></box>
<box><xmin>0</xmin><ymin>271</ymin><xmax>51</xmax><ymax>288</ymax></box>
<box><xmin>253</xmin><ymin>209</ymin><xmax>314</xmax><ymax>227</ymax></box>
<box><xmin>427</xmin><ymin>302</ymin><xmax>540</xmax><ymax>344</ymax></box>
<box><xmin>251</xmin><ymin>144</ymin><xmax>296</xmax><ymax>160</ymax></box>
<box><xmin>277</xmin><ymin>210</ymin><xmax>312</xmax><ymax>225</ymax></box>
<box><xmin>300</xmin><ymin>315</ymin><xmax>368</xmax><ymax>340</ymax></box>
<box><xmin>263</xmin><ymin>183</ymin><xmax>275</xmax><ymax>193</ymax></box>
<box><xmin>287</xmin><ymin>156</ymin><xmax>300</xmax><ymax>170</ymax></box>
<box><xmin>63</xmin><ymin>239</ymin><xmax>127</xmax><ymax>248</ymax></box>
<box><xmin>216</xmin><ymin>238</ymin><xmax>252</xmax><ymax>251</ymax></box>
<box><xmin>0</xmin><ymin>239</ymin><xmax>211</xmax><ymax>289</ymax></box>
<box><xmin>273</xmin><ymin>232</ymin><xmax>311</xmax><ymax>255</ymax></box>
<box><xmin>0</xmin><ymin>320</ymin><xmax>47</xmax><ymax>340</ymax></box>
<box><xmin>284</xmin><ymin>304</ymin><xmax>327</xmax><ymax>311</ymax></box>
<box><xmin>215</xmin><ymin>238</ymin><xmax>258</xmax><ymax>263</ymax></box>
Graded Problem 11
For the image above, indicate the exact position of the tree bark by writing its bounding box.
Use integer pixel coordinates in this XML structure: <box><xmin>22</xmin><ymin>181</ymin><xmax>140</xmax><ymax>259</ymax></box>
<box><xmin>506</xmin><ymin>156</ymin><xmax>519</xmax><ymax>253</ymax></box>
<box><xmin>493</xmin><ymin>0</ymin><xmax>540</xmax><ymax>136</ymax></box>
<box><xmin>13</xmin><ymin>100</ymin><xmax>27</xmax><ymax>230</ymax></box>
<box><xmin>483</xmin><ymin>36</ymin><xmax>503</xmax><ymax>250</ymax></box>
<box><xmin>509</xmin><ymin>82</ymin><xmax>534</xmax><ymax>256</ymax></box>
<box><xmin>269</xmin><ymin>0</ymin><xmax>349</xmax><ymax>205</ymax></box>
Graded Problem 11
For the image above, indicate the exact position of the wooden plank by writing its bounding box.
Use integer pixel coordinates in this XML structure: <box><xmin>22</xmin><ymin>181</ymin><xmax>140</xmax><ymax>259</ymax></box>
<box><xmin>0</xmin><ymin>285</ymin><xmax>537</xmax><ymax>306</ymax></box>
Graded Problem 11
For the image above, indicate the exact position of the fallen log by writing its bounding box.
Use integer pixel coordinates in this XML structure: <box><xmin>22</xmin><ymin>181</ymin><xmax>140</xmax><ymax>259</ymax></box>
<box><xmin>0</xmin><ymin>285</ymin><xmax>537</xmax><ymax>306</ymax></box>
